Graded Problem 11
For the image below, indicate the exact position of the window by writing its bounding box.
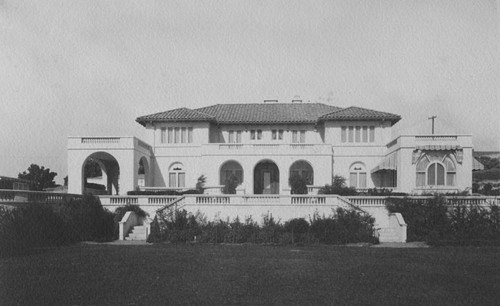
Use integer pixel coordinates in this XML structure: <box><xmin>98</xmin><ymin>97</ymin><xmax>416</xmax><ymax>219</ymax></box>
<box><xmin>362</xmin><ymin>126</ymin><xmax>368</xmax><ymax>142</ymax></box>
<box><xmin>168</xmin><ymin>163</ymin><xmax>185</xmax><ymax>188</ymax></box>
<box><xmin>163</xmin><ymin>126</ymin><xmax>193</xmax><ymax>144</ymax></box>
<box><xmin>272</xmin><ymin>130</ymin><xmax>284</xmax><ymax>140</ymax></box>
<box><xmin>342</xmin><ymin>126</ymin><xmax>375</xmax><ymax>143</ymax></box>
<box><xmin>188</xmin><ymin>127</ymin><xmax>193</xmax><ymax>143</ymax></box>
<box><xmin>369</xmin><ymin>126</ymin><xmax>375</xmax><ymax>142</ymax></box>
<box><xmin>428</xmin><ymin>163</ymin><xmax>445</xmax><ymax>186</ymax></box>
<box><xmin>416</xmin><ymin>155</ymin><xmax>456</xmax><ymax>186</ymax></box>
<box><xmin>292</xmin><ymin>130</ymin><xmax>306</xmax><ymax>143</ymax></box>
<box><xmin>161</xmin><ymin>128</ymin><xmax>166</xmax><ymax>143</ymax></box>
<box><xmin>349</xmin><ymin>163</ymin><xmax>367</xmax><ymax>188</ymax></box>
<box><xmin>250</xmin><ymin>129</ymin><xmax>262</xmax><ymax>140</ymax></box>
<box><xmin>181</xmin><ymin>127</ymin><xmax>186</xmax><ymax>143</ymax></box>
<box><xmin>355</xmin><ymin>126</ymin><xmax>361</xmax><ymax>142</ymax></box>
<box><xmin>168</xmin><ymin>128</ymin><xmax>173</xmax><ymax>143</ymax></box>
<box><xmin>228</xmin><ymin>130</ymin><xmax>242</xmax><ymax>143</ymax></box>
<box><xmin>174</xmin><ymin>127</ymin><xmax>180</xmax><ymax>143</ymax></box>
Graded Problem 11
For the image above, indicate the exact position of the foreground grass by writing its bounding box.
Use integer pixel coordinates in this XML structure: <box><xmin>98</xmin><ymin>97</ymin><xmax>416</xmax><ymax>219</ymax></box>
<box><xmin>1</xmin><ymin>244</ymin><xmax>499</xmax><ymax>305</ymax></box>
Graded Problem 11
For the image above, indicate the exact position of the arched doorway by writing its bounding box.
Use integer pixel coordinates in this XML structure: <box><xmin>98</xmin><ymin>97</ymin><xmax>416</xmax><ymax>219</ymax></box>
<box><xmin>82</xmin><ymin>152</ymin><xmax>120</xmax><ymax>195</ymax></box>
<box><xmin>219</xmin><ymin>160</ymin><xmax>244</xmax><ymax>185</ymax></box>
<box><xmin>137</xmin><ymin>157</ymin><xmax>149</xmax><ymax>188</ymax></box>
<box><xmin>289</xmin><ymin>160</ymin><xmax>314</xmax><ymax>185</ymax></box>
<box><xmin>220</xmin><ymin>160</ymin><xmax>244</xmax><ymax>194</ymax></box>
<box><xmin>254</xmin><ymin>160</ymin><xmax>279</xmax><ymax>194</ymax></box>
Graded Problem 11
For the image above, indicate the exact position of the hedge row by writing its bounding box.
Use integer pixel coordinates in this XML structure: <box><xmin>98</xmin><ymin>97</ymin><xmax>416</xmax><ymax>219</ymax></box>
<box><xmin>0</xmin><ymin>195</ymin><xmax>115</xmax><ymax>257</ymax></box>
<box><xmin>386</xmin><ymin>195</ymin><xmax>500</xmax><ymax>245</ymax></box>
<box><xmin>147</xmin><ymin>208</ymin><xmax>378</xmax><ymax>245</ymax></box>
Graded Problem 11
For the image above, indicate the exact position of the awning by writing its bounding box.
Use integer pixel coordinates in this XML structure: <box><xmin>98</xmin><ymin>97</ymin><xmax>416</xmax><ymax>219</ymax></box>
<box><xmin>416</xmin><ymin>145</ymin><xmax>461</xmax><ymax>151</ymax></box>
<box><xmin>371</xmin><ymin>152</ymin><xmax>398</xmax><ymax>173</ymax></box>
<box><xmin>473</xmin><ymin>158</ymin><xmax>484</xmax><ymax>171</ymax></box>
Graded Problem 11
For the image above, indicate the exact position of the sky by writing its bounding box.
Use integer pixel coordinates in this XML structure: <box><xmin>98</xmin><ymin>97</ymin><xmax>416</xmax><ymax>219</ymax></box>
<box><xmin>0</xmin><ymin>0</ymin><xmax>498</xmax><ymax>184</ymax></box>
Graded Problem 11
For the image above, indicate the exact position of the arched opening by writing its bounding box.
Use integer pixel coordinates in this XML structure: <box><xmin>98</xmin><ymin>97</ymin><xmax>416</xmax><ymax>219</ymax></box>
<box><xmin>349</xmin><ymin>162</ymin><xmax>367</xmax><ymax>188</ymax></box>
<box><xmin>137</xmin><ymin>157</ymin><xmax>149</xmax><ymax>188</ymax></box>
<box><xmin>416</xmin><ymin>154</ymin><xmax>456</xmax><ymax>187</ymax></box>
<box><xmin>219</xmin><ymin>160</ymin><xmax>244</xmax><ymax>186</ymax></box>
<box><xmin>168</xmin><ymin>162</ymin><xmax>185</xmax><ymax>188</ymax></box>
<box><xmin>254</xmin><ymin>160</ymin><xmax>280</xmax><ymax>194</ymax></box>
<box><xmin>289</xmin><ymin>160</ymin><xmax>314</xmax><ymax>185</ymax></box>
<box><xmin>82</xmin><ymin>152</ymin><xmax>120</xmax><ymax>195</ymax></box>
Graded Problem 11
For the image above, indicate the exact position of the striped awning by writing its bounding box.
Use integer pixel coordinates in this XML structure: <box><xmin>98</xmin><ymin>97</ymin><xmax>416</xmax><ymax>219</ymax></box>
<box><xmin>473</xmin><ymin>158</ymin><xmax>484</xmax><ymax>171</ymax></box>
<box><xmin>416</xmin><ymin>145</ymin><xmax>461</xmax><ymax>151</ymax></box>
<box><xmin>371</xmin><ymin>152</ymin><xmax>398</xmax><ymax>173</ymax></box>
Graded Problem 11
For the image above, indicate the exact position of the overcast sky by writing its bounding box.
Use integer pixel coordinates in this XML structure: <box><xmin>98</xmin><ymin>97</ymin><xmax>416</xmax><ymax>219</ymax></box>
<box><xmin>0</xmin><ymin>0</ymin><xmax>498</xmax><ymax>184</ymax></box>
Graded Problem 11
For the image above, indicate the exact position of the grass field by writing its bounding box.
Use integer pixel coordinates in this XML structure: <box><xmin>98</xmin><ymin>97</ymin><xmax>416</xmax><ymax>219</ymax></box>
<box><xmin>1</xmin><ymin>243</ymin><xmax>499</xmax><ymax>305</ymax></box>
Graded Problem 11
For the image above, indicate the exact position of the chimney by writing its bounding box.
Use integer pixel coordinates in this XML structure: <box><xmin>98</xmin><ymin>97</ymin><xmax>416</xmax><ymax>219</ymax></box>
<box><xmin>291</xmin><ymin>95</ymin><xmax>302</xmax><ymax>103</ymax></box>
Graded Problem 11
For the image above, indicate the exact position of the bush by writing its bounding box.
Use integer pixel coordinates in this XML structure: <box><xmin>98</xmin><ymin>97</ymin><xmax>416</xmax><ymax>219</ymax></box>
<box><xmin>310</xmin><ymin>209</ymin><xmax>377</xmax><ymax>244</ymax></box>
<box><xmin>148</xmin><ymin>208</ymin><xmax>377</xmax><ymax>245</ymax></box>
<box><xmin>289</xmin><ymin>174</ymin><xmax>308</xmax><ymax>195</ymax></box>
<box><xmin>386</xmin><ymin>195</ymin><xmax>500</xmax><ymax>245</ymax></box>
<box><xmin>284</xmin><ymin>218</ymin><xmax>310</xmax><ymax>243</ymax></box>
<box><xmin>223</xmin><ymin>174</ymin><xmax>239</xmax><ymax>194</ymax></box>
<box><xmin>0</xmin><ymin>195</ymin><xmax>115</xmax><ymax>257</ymax></box>
<box><xmin>318</xmin><ymin>176</ymin><xmax>358</xmax><ymax>196</ymax></box>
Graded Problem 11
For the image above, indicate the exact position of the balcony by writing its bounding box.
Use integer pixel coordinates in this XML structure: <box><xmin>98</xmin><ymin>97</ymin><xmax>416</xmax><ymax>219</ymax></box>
<box><xmin>388</xmin><ymin>134</ymin><xmax>472</xmax><ymax>150</ymax></box>
<box><xmin>68</xmin><ymin>136</ymin><xmax>152</xmax><ymax>153</ymax></box>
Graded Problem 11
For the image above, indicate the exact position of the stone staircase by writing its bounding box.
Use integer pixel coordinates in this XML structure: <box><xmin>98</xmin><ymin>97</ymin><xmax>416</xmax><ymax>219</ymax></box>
<box><xmin>125</xmin><ymin>225</ymin><xmax>148</xmax><ymax>241</ymax></box>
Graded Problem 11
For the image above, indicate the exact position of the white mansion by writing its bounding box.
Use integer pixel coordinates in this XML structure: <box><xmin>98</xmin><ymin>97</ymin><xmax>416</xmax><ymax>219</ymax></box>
<box><xmin>67</xmin><ymin>101</ymin><xmax>477</xmax><ymax>196</ymax></box>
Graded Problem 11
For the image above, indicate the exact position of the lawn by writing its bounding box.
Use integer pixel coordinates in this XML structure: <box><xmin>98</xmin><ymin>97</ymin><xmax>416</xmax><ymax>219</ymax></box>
<box><xmin>1</xmin><ymin>243</ymin><xmax>499</xmax><ymax>305</ymax></box>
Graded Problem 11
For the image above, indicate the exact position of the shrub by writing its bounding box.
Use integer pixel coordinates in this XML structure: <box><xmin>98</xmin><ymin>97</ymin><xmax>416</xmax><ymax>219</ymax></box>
<box><xmin>386</xmin><ymin>195</ymin><xmax>500</xmax><ymax>245</ymax></box>
<box><xmin>386</xmin><ymin>196</ymin><xmax>450</xmax><ymax>242</ymax></box>
<box><xmin>195</xmin><ymin>175</ymin><xmax>207</xmax><ymax>194</ymax></box>
<box><xmin>147</xmin><ymin>209</ymin><xmax>377</xmax><ymax>245</ymax></box>
<box><xmin>289</xmin><ymin>174</ymin><xmax>308</xmax><ymax>195</ymax></box>
<box><xmin>318</xmin><ymin>176</ymin><xmax>358</xmax><ymax>196</ymax></box>
<box><xmin>0</xmin><ymin>195</ymin><xmax>115</xmax><ymax>257</ymax></box>
<box><xmin>284</xmin><ymin>218</ymin><xmax>310</xmax><ymax>243</ymax></box>
<box><xmin>310</xmin><ymin>209</ymin><xmax>377</xmax><ymax>244</ymax></box>
<box><xmin>223</xmin><ymin>173</ymin><xmax>239</xmax><ymax>194</ymax></box>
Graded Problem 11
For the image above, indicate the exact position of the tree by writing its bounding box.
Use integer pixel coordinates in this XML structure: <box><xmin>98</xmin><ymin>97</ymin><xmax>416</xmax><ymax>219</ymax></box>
<box><xmin>223</xmin><ymin>174</ymin><xmax>239</xmax><ymax>194</ymax></box>
<box><xmin>195</xmin><ymin>175</ymin><xmax>207</xmax><ymax>194</ymax></box>
<box><xmin>18</xmin><ymin>164</ymin><xmax>58</xmax><ymax>191</ymax></box>
<box><xmin>84</xmin><ymin>159</ymin><xmax>102</xmax><ymax>178</ymax></box>
<box><xmin>289</xmin><ymin>173</ymin><xmax>308</xmax><ymax>194</ymax></box>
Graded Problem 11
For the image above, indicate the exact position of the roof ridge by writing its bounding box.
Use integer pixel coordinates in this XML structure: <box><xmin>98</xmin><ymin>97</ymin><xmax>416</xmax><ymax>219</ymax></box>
<box><xmin>319</xmin><ymin>106</ymin><xmax>349</xmax><ymax>118</ymax></box>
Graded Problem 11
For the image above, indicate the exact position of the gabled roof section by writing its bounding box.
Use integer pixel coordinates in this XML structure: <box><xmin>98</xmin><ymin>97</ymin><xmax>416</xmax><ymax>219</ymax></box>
<box><xmin>194</xmin><ymin>103</ymin><xmax>342</xmax><ymax>124</ymax></box>
<box><xmin>136</xmin><ymin>107</ymin><xmax>216</xmax><ymax>126</ymax></box>
<box><xmin>319</xmin><ymin>106</ymin><xmax>401</xmax><ymax>125</ymax></box>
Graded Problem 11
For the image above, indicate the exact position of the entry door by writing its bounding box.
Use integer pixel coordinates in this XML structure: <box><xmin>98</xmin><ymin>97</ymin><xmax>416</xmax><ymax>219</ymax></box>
<box><xmin>263</xmin><ymin>171</ymin><xmax>271</xmax><ymax>194</ymax></box>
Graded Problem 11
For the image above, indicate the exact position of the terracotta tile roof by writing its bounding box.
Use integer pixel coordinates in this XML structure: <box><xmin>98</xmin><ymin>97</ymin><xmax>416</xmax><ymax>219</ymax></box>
<box><xmin>319</xmin><ymin>106</ymin><xmax>401</xmax><ymax>124</ymax></box>
<box><xmin>136</xmin><ymin>107</ymin><xmax>215</xmax><ymax>125</ymax></box>
<box><xmin>136</xmin><ymin>104</ymin><xmax>401</xmax><ymax>126</ymax></box>
<box><xmin>194</xmin><ymin>103</ymin><xmax>342</xmax><ymax>124</ymax></box>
